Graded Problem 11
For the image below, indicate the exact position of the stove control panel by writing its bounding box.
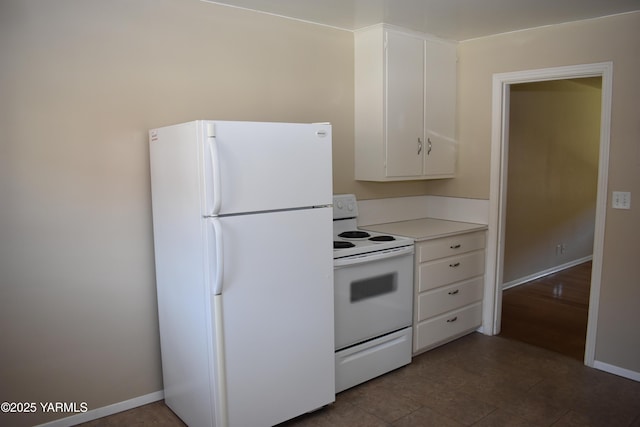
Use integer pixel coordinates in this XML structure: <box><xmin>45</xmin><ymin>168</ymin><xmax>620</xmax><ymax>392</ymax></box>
<box><xmin>333</xmin><ymin>194</ymin><xmax>358</xmax><ymax>220</ymax></box>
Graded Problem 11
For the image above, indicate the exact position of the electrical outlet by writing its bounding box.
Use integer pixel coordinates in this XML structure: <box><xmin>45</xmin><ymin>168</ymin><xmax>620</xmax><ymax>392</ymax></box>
<box><xmin>612</xmin><ymin>191</ymin><xmax>631</xmax><ymax>209</ymax></box>
<box><xmin>555</xmin><ymin>243</ymin><xmax>567</xmax><ymax>256</ymax></box>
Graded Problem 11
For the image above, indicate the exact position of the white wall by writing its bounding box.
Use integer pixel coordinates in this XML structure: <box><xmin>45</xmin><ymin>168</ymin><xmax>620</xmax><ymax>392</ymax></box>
<box><xmin>0</xmin><ymin>1</ymin><xmax>353</xmax><ymax>425</ymax></box>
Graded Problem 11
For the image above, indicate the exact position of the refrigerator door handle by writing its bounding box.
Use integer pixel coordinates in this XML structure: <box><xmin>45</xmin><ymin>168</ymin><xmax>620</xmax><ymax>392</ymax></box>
<box><xmin>211</xmin><ymin>218</ymin><xmax>224</xmax><ymax>295</ymax></box>
<box><xmin>212</xmin><ymin>294</ymin><xmax>229</xmax><ymax>427</ymax></box>
<box><xmin>207</xmin><ymin>127</ymin><xmax>222</xmax><ymax>216</ymax></box>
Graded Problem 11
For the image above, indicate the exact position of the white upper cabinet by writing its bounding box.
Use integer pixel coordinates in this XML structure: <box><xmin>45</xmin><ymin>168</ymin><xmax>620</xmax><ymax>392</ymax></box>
<box><xmin>355</xmin><ymin>25</ymin><xmax>457</xmax><ymax>181</ymax></box>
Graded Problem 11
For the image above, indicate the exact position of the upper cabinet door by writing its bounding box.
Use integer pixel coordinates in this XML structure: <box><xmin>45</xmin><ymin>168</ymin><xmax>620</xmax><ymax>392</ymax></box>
<box><xmin>423</xmin><ymin>40</ymin><xmax>457</xmax><ymax>177</ymax></box>
<box><xmin>385</xmin><ymin>31</ymin><xmax>425</xmax><ymax>178</ymax></box>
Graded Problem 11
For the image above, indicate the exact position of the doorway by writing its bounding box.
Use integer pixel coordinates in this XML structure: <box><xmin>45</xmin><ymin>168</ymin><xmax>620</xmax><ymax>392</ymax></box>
<box><xmin>498</xmin><ymin>78</ymin><xmax>601</xmax><ymax>360</ymax></box>
<box><xmin>483</xmin><ymin>62</ymin><xmax>613</xmax><ymax>367</ymax></box>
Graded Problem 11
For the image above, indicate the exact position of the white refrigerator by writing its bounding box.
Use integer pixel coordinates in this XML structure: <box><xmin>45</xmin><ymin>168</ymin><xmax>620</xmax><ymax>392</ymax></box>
<box><xmin>149</xmin><ymin>120</ymin><xmax>335</xmax><ymax>427</ymax></box>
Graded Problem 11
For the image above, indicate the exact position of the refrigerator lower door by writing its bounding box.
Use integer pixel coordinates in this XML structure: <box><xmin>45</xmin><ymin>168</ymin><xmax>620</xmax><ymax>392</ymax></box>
<box><xmin>209</xmin><ymin>207</ymin><xmax>335</xmax><ymax>427</ymax></box>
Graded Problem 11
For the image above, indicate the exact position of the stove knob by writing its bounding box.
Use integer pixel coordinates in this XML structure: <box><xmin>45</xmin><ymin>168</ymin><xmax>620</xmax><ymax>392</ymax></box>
<box><xmin>347</xmin><ymin>202</ymin><xmax>355</xmax><ymax>212</ymax></box>
<box><xmin>336</xmin><ymin>200</ymin><xmax>343</xmax><ymax>209</ymax></box>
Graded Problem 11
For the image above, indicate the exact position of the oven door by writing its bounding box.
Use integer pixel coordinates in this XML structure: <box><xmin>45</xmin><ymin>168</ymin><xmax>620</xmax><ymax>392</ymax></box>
<box><xmin>334</xmin><ymin>246</ymin><xmax>414</xmax><ymax>350</ymax></box>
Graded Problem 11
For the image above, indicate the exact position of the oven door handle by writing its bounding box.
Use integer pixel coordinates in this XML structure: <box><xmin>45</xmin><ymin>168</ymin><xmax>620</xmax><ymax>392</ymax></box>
<box><xmin>334</xmin><ymin>246</ymin><xmax>414</xmax><ymax>267</ymax></box>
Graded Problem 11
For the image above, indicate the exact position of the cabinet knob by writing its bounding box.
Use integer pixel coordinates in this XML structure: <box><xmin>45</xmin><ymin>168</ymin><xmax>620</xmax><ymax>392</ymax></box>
<box><xmin>417</xmin><ymin>138</ymin><xmax>423</xmax><ymax>155</ymax></box>
<box><xmin>448</xmin><ymin>289</ymin><xmax>459</xmax><ymax>295</ymax></box>
<box><xmin>449</xmin><ymin>262</ymin><xmax>461</xmax><ymax>268</ymax></box>
<box><xmin>450</xmin><ymin>244</ymin><xmax>461</xmax><ymax>249</ymax></box>
<box><xmin>446</xmin><ymin>316</ymin><xmax>458</xmax><ymax>323</ymax></box>
<box><xmin>427</xmin><ymin>137</ymin><xmax>432</xmax><ymax>155</ymax></box>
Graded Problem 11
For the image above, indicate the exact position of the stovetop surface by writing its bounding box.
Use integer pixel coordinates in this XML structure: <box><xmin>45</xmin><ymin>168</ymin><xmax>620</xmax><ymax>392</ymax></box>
<box><xmin>333</xmin><ymin>217</ymin><xmax>413</xmax><ymax>259</ymax></box>
<box><xmin>332</xmin><ymin>194</ymin><xmax>413</xmax><ymax>259</ymax></box>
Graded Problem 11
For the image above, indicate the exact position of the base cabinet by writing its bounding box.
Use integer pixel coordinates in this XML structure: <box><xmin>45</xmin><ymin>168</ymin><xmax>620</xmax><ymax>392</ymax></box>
<box><xmin>413</xmin><ymin>230</ymin><xmax>486</xmax><ymax>354</ymax></box>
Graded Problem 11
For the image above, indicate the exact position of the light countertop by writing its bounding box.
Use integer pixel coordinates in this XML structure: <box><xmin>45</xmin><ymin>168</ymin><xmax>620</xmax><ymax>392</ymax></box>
<box><xmin>362</xmin><ymin>218</ymin><xmax>487</xmax><ymax>241</ymax></box>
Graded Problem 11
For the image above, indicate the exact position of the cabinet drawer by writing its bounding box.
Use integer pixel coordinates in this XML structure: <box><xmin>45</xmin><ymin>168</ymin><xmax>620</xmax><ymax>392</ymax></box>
<box><xmin>417</xmin><ymin>277</ymin><xmax>483</xmax><ymax>321</ymax></box>
<box><xmin>418</xmin><ymin>250</ymin><xmax>485</xmax><ymax>292</ymax></box>
<box><xmin>418</xmin><ymin>231</ymin><xmax>485</xmax><ymax>263</ymax></box>
<box><xmin>414</xmin><ymin>303</ymin><xmax>482</xmax><ymax>352</ymax></box>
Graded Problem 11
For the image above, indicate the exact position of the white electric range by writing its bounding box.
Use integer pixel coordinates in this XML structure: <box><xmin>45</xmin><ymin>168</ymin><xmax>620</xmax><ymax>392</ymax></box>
<box><xmin>332</xmin><ymin>194</ymin><xmax>414</xmax><ymax>393</ymax></box>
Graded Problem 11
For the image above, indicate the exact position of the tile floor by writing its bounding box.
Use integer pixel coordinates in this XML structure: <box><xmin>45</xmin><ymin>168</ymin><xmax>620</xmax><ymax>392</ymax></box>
<box><xmin>79</xmin><ymin>333</ymin><xmax>640</xmax><ymax>426</ymax></box>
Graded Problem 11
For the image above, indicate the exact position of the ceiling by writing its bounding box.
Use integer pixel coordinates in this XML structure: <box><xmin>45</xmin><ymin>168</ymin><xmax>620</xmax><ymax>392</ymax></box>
<box><xmin>203</xmin><ymin>0</ymin><xmax>640</xmax><ymax>41</ymax></box>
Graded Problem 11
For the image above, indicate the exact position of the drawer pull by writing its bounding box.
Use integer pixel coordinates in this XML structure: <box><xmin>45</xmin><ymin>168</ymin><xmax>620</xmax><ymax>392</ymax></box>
<box><xmin>446</xmin><ymin>316</ymin><xmax>458</xmax><ymax>323</ymax></box>
<box><xmin>448</xmin><ymin>289</ymin><xmax>459</xmax><ymax>295</ymax></box>
<box><xmin>450</xmin><ymin>244</ymin><xmax>461</xmax><ymax>249</ymax></box>
<box><xmin>449</xmin><ymin>262</ymin><xmax>461</xmax><ymax>268</ymax></box>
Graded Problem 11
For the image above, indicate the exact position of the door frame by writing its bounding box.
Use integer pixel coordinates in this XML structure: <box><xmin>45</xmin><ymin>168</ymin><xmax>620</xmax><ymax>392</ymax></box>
<box><xmin>483</xmin><ymin>62</ymin><xmax>613</xmax><ymax>367</ymax></box>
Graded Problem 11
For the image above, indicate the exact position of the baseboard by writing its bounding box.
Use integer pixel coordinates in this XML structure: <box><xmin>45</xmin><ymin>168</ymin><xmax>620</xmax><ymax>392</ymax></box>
<box><xmin>502</xmin><ymin>256</ymin><xmax>593</xmax><ymax>290</ymax></box>
<box><xmin>34</xmin><ymin>390</ymin><xmax>164</xmax><ymax>427</ymax></box>
<box><xmin>593</xmin><ymin>361</ymin><xmax>640</xmax><ymax>382</ymax></box>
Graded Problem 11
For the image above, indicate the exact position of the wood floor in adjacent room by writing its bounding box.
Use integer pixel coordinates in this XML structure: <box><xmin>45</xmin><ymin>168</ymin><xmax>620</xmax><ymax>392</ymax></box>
<box><xmin>500</xmin><ymin>261</ymin><xmax>592</xmax><ymax>361</ymax></box>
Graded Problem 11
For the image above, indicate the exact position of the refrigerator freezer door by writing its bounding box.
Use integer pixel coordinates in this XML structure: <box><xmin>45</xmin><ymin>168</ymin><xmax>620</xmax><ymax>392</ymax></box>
<box><xmin>208</xmin><ymin>207</ymin><xmax>335</xmax><ymax>426</ymax></box>
<box><xmin>202</xmin><ymin>121</ymin><xmax>332</xmax><ymax>216</ymax></box>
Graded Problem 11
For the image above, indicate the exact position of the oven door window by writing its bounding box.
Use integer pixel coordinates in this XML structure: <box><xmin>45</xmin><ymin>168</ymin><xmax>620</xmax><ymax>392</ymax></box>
<box><xmin>351</xmin><ymin>273</ymin><xmax>397</xmax><ymax>303</ymax></box>
<box><xmin>334</xmin><ymin>250</ymin><xmax>413</xmax><ymax>350</ymax></box>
